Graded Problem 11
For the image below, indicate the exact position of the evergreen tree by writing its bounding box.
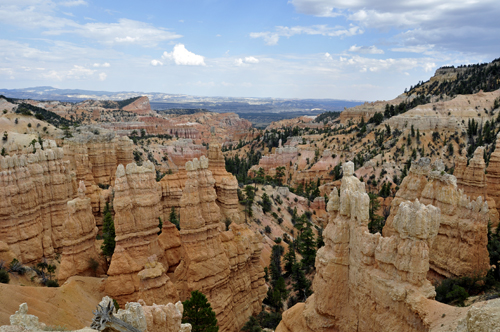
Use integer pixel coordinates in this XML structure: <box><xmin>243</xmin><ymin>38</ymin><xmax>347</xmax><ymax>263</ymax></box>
<box><xmin>241</xmin><ymin>316</ymin><xmax>262</xmax><ymax>332</ymax></box>
<box><xmin>261</xmin><ymin>193</ymin><xmax>272</xmax><ymax>214</ymax></box>
<box><xmin>274</xmin><ymin>166</ymin><xmax>286</xmax><ymax>186</ymax></box>
<box><xmin>316</xmin><ymin>228</ymin><xmax>325</xmax><ymax>249</ymax></box>
<box><xmin>299</xmin><ymin>223</ymin><xmax>316</xmax><ymax>273</ymax></box>
<box><xmin>182</xmin><ymin>290</ymin><xmax>219</xmax><ymax>332</ymax></box>
<box><xmin>101</xmin><ymin>202</ymin><xmax>116</xmax><ymax>262</ymax></box>
<box><xmin>283</xmin><ymin>244</ymin><xmax>296</xmax><ymax>277</ymax></box>
<box><xmin>169</xmin><ymin>207</ymin><xmax>180</xmax><ymax>230</ymax></box>
<box><xmin>158</xmin><ymin>217</ymin><xmax>163</xmax><ymax>235</ymax></box>
<box><xmin>291</xmin><ymin>263</ymin><xmax>312</xmax><ymax>302</ymax></box>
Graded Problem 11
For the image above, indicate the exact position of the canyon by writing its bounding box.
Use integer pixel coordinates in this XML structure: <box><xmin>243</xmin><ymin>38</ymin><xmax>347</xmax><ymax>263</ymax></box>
<box><xmin>277</xmin><ymin>161</ymin><xmax>500</xmax><ymax>332</ymax></box>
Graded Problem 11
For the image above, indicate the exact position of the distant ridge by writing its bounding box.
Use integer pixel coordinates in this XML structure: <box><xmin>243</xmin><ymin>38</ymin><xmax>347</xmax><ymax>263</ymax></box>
<box><xmin>0</xmin><ymin>86</ymin><xmax>364</xmax><ymax>113</ymax></box>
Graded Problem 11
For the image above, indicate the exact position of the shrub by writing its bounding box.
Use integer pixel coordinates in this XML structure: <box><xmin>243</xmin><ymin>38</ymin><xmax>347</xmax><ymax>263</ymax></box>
<box><xmin>0</xmin><ymin>269</ymin><xmax>9</xmax><ymax>284</ymax></box>
<box><xmin>9</xmin><ymin>259</ymin><xmax>25</xmax><ymax>275</ymax></box>
<box><xmin>265</xmin><ymin>226</ymin><xmax>272</xmax><ymax>234</ymax></box>
<box><xmin>46</xmin><ymin>279</ymin><xmax>59</xmax><ymax>287</ymax></box>
<box><xmin>182</xmin><ymin>290</ymin><xmax>218</xmax><ymax>332</ymax></box>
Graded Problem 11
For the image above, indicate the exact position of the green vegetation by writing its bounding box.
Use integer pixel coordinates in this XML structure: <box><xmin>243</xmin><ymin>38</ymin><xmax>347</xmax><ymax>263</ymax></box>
<box><xmin>169</xmin><ymin>207</ymin><xmax>180</xmax><ymax>230</ymax></box>
<box><xmin>15</xmin><ymin>103</ymin><xmax>73</xmax><ymax>128</ymax></box>
<box><xmin>315</xmin><ymin>111</ymin><xmax>341</xmax><ymax>124</ymax></box>
<box><xmin>408</xmin><ymin>60</ymin><xmax>500</xmax><ymax>97</ymax></box>
<box><xmin>157</xmin><ymin>217</ymin><xmax>163</xmax><ymax>235</ymax></box>
<box><xmin>182</xmin><ymin>290</ymin><xmax>219</xmax><ymax>332</ymax></box>
<box><xmin>0</xmin><ymin>268</ymin><xmax>9</xmax><ymax>284</ymax></box>
<box><xmin>101</xmin><ymin>203</ymin><xmax>116</xmax><ymax>264</ymax></box>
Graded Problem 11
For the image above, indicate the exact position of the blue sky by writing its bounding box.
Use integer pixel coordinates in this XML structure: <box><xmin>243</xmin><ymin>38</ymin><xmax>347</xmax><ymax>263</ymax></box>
<box><xmin>0</xmin><ymin>0</ymin><xmax>499</xmax><ymax>100</ymax></box>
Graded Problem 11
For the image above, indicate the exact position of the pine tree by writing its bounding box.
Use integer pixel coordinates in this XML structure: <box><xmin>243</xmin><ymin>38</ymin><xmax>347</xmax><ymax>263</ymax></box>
<box><xmin>299</xmin><ymin>223</ymin><xmax>316</xmax><ymax>273</ymax></box>
<box><xmin>283</xmin><ymin>244</ymin><xmax>297</xmax><ymax>277</ymax></box>
<box><xmin>101</xmin><ymin>202</ymin><xmax>116</xmax><ymax>262</ymax></box>
<box><xmin>158</xmin><ymin>217</ymin><xmax>163</xmax><ymax>235</ymax></box>
<box><xmin>241</xmin><ymin>316</ymin><xmax>262</xmax><ymax>332</ymax></box>
<box><xmin>261</xmin><ymin>193</ymin><xmax>272</xmax><ymax>214</ymax></box>
<box><xmin>182</xmin><ymin>290</ymin><xmax>219</xmax><ymax>332</ymax></box>
<box><xmin>291</xmin><ymin>262</ymin><xmax>312</xmax><ymax>302</ymax></box>
<box><xmin>169</xmin><ymin>207</ymin><xmax>180</xmax><ymax>230</ymax></box>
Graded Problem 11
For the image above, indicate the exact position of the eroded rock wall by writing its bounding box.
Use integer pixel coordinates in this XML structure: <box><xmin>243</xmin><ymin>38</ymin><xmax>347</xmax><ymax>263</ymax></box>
<box><xmin>105</xmin><ymin>161</ymin><xmax>179</xmax><ymax>306</ymax></box>
<box><xmin>64</xmin><ymin>130</ymin><xmax>133</xmax><ymax>221</ymax></box>
<box><xmin>208</xmin><ymin>143</ymin><xmax>241</xmax><ymax>224</ymax></box>
<box><xmin>277</xmin><ymin>161</ymin><xmax>441</xmax><ymax>332</ymax></box>
<box><xmin>173</xmin><ymin>157</ymin><xmax>266</xmax><ymax>332</ymax></box>
<box><xmin>0</xmin><ymin>143</ymin><xmax>75</xmax><ymax>263</ymax></box>
<box><xmin>384</xmin><ymin>158</ymin><xmax>491</xmax><ymax>278</ymax></box>
<box><xmin>57</xmin><ymin>181</ymin><xmax>100</xmax><ymax>284</ymax></box>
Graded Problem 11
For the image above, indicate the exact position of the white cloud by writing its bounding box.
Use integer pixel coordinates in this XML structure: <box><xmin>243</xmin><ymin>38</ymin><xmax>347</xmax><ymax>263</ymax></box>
<box><xmin>235</xmin><ymin>56</ymin><xmax>260</xmax><ymax>66</ymax></box>
<box><xmin>99</xmin><ymin>72</ymin><xmax>107</xmax><ymax>81</ymax></box>
<box><xmin>93</xmin><ymin>62</ymin><xmax>111</xmax><ymax>67</ymax></box>
<box><xmin>348</xmin><ymin>44</ymin><xmax>384</xmax><ymax>54</ymax></box>
<box><xmin>0</xmin><ymin>2</ymin><xmax>181</xmax><ymax>47</ymax></box>
<box><xmin>162</xmin><ymin>44</ymin><xmax>206</xmax><ymax>66</ymax></box>
<box><xmin>60</xmin><ymin>0</ymin><xmax>87</xmax><ymax>7</ymax></box>
<box><xmin>289</xmin><ymin>0</ymin><xmax>500</xmax><ymax>55</ymax></box>
<box><xmin>49</xmin><ymin>19</ymin><xmax>182</xmax><ymax>47</ymax></box>
<box><xmin>250</xmin><ymin>24</ymin><xmax>362</xmax><ymax>45</ymax></box>
<box><xmin>244</xmin><ymin>56</ymin><xmax>259</xmax><ymax>64</ymax></box>
<box><xmin>151</xmin><ymin>59</ymin><xmax>163</xmax><ymax>66</ymax></box>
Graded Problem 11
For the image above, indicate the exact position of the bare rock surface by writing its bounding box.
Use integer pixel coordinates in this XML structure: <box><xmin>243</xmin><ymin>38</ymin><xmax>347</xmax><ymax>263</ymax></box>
<box><xmin>276</xmin><ymin>161</ymin><xmax>500</xmax><ymax>332</ymax></box>
<box><xmin>384</xmin><ymin>157</ymin><xmax>491</xmax><ymax>278</ymax></box>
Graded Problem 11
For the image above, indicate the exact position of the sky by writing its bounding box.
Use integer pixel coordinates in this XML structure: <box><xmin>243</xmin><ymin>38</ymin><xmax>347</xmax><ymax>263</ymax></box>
<box><xmin>0</xmin><ymin>0</ymin><xmax>499</xmax><ymax>101</ymax></box>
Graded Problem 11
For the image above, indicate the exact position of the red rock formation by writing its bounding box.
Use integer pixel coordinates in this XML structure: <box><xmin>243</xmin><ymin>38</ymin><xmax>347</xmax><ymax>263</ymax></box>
<box><xmin>454</xmin><ymin>146</ymin><xmax>498</xmax><ymax>224</ymax></box>
<box><xmin>487</xmin><ymin>133</ymin><xmax>500</xmax><ymax>225</ymax></box>
<box><xmin>161</xmin><ymin>139</ymin><xmax>206</xmax><ymax>170</ymax></box>
<box><xmin>64</xmin><ymin>131</ymin><xmax>133</xmax><ymax>221</ymax></box>
<box><xmin>105</xmin><ymin>161</ymin><xmax>179</xmax><ymax>306</ymax></box>
<box><xmin>174</xmin><ymin>157</ymin><xmax>266</xmax><ymax>332</ymax></box>
<box><xmin>0</xmin><ymin>144</ymin><xmax>75</xmax><ymax>263</ymax></box>
<box><xmin>122</xmin><ymin>96</ymin><xmax>152</xmax><ymax>115</ymax></box>
<box><xmin>277</xmin><ymin>161</ymin><xmax>443</xmax><ymax>332</ymax></box>
<box><xmin>208</xmin><ymin>143</ymin><xmax>241</xmax><ymax>224</ymax></box>
<box><xmin>384</xmin><ymin>158</ymin><xmax>491</xmax><ymax>278</ymax></box>
<box><xmin>58</xmin><ymin>181</ymin><xmax>101</xmax><ymax>283</ymax></box>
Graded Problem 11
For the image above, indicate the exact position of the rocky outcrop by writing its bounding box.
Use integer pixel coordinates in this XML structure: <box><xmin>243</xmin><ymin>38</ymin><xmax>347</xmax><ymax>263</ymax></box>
<box><xmin>174</xmin><ymin>157</ymin><xmax>266</xmax><ymax>332</ymax></box>
<box><xmin>386</xmin><ymin>90</ymin><xmax>500</xmax><ymax>132</ymax></box>
<box><xmin>105</xmin><ymin>162</ymin><xmax>178</xmax><ymax>306</ymax></box>
<box><xmin>122</xmin><ymin>96</ymin><xmax>152</xmax><ymax>115</ymax></box>
<box><xmin>383</xmin><ymin>158</ymin><xmax>491</xmax><ymax>278</ymax></box>
<box><xmin>0</xmin><ymin>143</ymin><xmax>75</xmax><ymax>263</ymax></box>
<box><xmin>208</xmin><ymin>143</ymin><xmax>241</xmax><ymax>224</ymax></box>
<box><xmin>161</xmin><ymin>139</ymin><xmax>206</xmax><ymax>171</ymax></box>
<box><xmin>64</xmin><ymin>130</ymin><xmax>133</xmax><ymax>221</ymax></box>
<box><xmin>1</xmin><ymin>297</ymin><xmax>192</xmax><ymax>332</ymax></box>
<box><xmin>486</xmin><ymin>133</ymin><xmax>500</xmax><ymax>225</ymax></box>
<box><xmin>454</xmin><ymin>147</ymin><xmax>498</xmax><ymax>225</ymax></box>
<box><xmin>57</xmin><ymin>181</ymin><xmax>100</xmax><ymax>284</ymax></box>
<box><xmin>277</xmin><ymin>161</ymin><xmax>442</xmax><ymax>332</ymax></box>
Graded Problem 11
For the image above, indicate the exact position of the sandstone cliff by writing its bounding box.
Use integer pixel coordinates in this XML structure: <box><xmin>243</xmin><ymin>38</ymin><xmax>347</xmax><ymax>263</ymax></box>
<box><xmin>57</xmin><ymin>181</ymin><xmax>101</xmax><ymax>284</ymax></box>
<box><xmin>383</xmin><ymin>158</ymin><xmax>491</xmax><ymax>278</ymax></box>
<box><xmin>122</xmin><ymin>96</ymin><xmax>152</xmax><ymax>115</ymax></box>
<box><xmin>64</xmin><ymin>129</ymin><xmax>133</xmax><ymax>221</ymax></box>
<box><xmin>277</xmin><ymin>161</ymin><xmax>500</xmax><ymax>332</ymax></box>
<box><xmin>105</xmin><ymin>161</ymin><xmax>178</xmax><ymax>306</ymax></box>
<box><xmin>0</xmin><ymin>142</ymin><xmax>75</xmax><ymax>263</ymax></box>
<box><xmin>278</xmin><ymin>161</ymin><xmax>442</xmax><ymax>332</ymax></box>
<box><xmin>174</xmin><ymin>157</ymin><xmax>266</xmax><ymax>332</ymax></box>
<box><xmin>208</xmin><ymin>143</ymin><xmax>241</xmax><ymax>224</ymax></box>
<box><xmin>486</xmin><ymin>133</ymin><xmax>500</xmax><ymax>224</ymax></box>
